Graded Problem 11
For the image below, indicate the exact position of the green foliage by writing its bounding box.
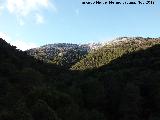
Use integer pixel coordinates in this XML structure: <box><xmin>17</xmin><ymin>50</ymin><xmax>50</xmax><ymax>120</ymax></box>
<box><xmin>1</xmin><ymin>37</ymin><xmax>160</xmax><ymax>120</ymax></box>
<box><xmin>30</xmin><ymin>99</ymin><xmax>58</xmax><ymax>120</ymax></box>
<box><xmin>118</xmin><ymin>82</ymin><xmax>141</xmax><ymax>120</ymax></box>
<box><xmin>71</xmin><ymin>38</ymin><xmax>160</xmax><ymax>70</ymax></box>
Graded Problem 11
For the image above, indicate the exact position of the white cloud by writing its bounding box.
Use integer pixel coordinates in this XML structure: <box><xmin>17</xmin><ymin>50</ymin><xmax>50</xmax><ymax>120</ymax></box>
<box><xmin>0</xmin><ymin>32</ymin><xmax>12</xmax><ymax>42</ymax></box>
<box><xmin>0</xmin><ymin>32</ymin><xmax>37</xmax><ymax>51</ymax></box>
<box><xmin>13</xmin><ymin>40</ymin><xmax>37</xmax><ymax>50</ymax></box>
<box><xmin>6</xmin><ymin>0</ymin><xmax>55</xmax><ymax>16</ymax></box>
<box><xmin>0</xmin><ymin>0</ymin><xmax>57</xmax><ymax>25</ymax></box>
<box><xmin>36</xmin><ymin>14</ymin><xmax>44</xmax><ymax>24</ymax></box>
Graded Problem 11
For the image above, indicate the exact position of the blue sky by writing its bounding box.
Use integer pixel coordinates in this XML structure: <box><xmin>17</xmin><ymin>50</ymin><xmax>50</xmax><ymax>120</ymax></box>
<box><xmin>0</xmin><ymin>0</ymin><xmax>160</xmax><ymax>50</ymax></box>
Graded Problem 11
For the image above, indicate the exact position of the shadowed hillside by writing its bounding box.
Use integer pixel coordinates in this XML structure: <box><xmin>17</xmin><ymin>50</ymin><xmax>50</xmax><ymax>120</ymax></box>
<box><xmin>1</xmin><ymin>38</ymin><xmax>160</xmax><ymax>120</ymax></box>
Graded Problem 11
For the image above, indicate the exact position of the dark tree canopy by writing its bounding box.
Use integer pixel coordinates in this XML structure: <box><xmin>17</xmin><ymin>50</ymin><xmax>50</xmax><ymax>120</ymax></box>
<box><xmin>1</xmin><ymin>37</ymin><xmax>160</xmax><ymax>120</ymax></box>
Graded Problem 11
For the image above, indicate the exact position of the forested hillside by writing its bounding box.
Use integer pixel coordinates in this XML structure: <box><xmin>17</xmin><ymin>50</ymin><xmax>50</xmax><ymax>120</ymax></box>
<box><xmin>71</xmin><ymin>37</ymin><xmax>160</xmax><ymax>70</ymax></box>
<box><xmin>27</xmin><ymin>43</ymin><xmax>102</xmax><ymax>68</ymax></box>
<box><xmin>1</xmin><ymin>37</ymin><xmax>160</xmax><ymax>120</ymax></box>
<box><xmin>0</xmin><ymin>38</ymin><xmax>107</xmax><ymax>120</ymax></box>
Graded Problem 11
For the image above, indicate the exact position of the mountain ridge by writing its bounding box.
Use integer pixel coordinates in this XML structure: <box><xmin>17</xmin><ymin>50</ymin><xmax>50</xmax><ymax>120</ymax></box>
<box><xmin>71</xmin><ymin>37</ymin><xmax>160</xmax><ymax>70</ymax></box>
<box><xmin>26</xmin><ymin>37</ymin><xmax>160</xmax><ymax>69</ymax></box>
<box><xmin>1</xmin><ymin>37</ymin><xmax>160</xmax><ymax>120</ymax></box>
<box><xmin>26</xmin><ymin>42</ymin><xmax>104</xmax><ymax>67</ymax></box>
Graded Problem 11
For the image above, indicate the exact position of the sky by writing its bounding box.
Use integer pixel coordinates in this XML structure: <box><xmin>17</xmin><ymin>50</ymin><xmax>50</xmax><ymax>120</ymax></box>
<box><xmin>0</xmin><ymin>0</ymin><xmax>160</xmax><ymax>50</ymax></box>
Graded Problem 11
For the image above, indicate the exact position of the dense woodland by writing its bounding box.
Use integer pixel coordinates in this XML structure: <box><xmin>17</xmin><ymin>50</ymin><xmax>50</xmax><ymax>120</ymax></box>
<box><xmin>71</xmin><ymin>37</ymin><xmax>160</xmax><ymax>70</ymax></box>
<box><xmin>1</xmin><ymin>37</ymin><xmax>160</xmax><ymax>120</ymax></box>
<box><xmin>27</xmin><ymin>43</ymin><xmax>91</xmax><ymax>68</ymax></box>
